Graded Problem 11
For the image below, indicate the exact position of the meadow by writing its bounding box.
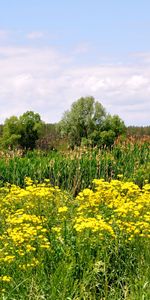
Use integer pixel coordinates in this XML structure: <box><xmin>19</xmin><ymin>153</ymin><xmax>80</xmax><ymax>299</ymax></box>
<box><xmin>0</xmin><ymin>139</ymin><xmax>150</xmax><ymax>299</ymax></box>
<box><xmin>0</xmin><ymin>139</ymin><xmax>149</xmax><ymax>194</ymax></box>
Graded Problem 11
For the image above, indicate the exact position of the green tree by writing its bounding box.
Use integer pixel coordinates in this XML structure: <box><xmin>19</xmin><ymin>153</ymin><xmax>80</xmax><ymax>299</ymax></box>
<box><xmin>90</xmin><ymin>115</ymin><xmax>126</xmax><ymax>147</ymax></box>
<box><xmin>0</xmin><ymin>116</ymin><xmax>21</xmax><ymax>148</ymax></box>
<box><xmin>101</xmin><ymin>114</ymin><xmax>126</xmax><ymax>137</ymax></box>
<box><xmin>19</xmin><ymin>111</ymin><xmax>44</xmax><ymax>150</ymax></box>
<box><xmin>1</xmin><ymin>111</ymin><xmax>44</xmax><ymax>150</ymax></box>
<box><xmin>59</xmin><ymin>96</ymin><xmax>106</xmax><ymax>147</ymax></box>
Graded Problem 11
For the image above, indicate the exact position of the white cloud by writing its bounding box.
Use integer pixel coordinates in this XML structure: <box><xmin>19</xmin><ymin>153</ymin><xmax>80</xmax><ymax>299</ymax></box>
<box><xmin>0</xmin><ymin>30</ymin><xmax>9</xmax><ymax>39</ymax></box>
<box><xmin>131</xmin><ymin>52</ymin><xmax>150</xmax><ymax>64</ymax></box>
<box><xmin>73</xmin><ymin>43</ymin><xmax>90</xmax><ymax>54</ymax></box>
<box><xmin>26</xmin><ymin>31</ymin><xmax>46</xmax><ymax>40</ymax></box>
<box><xmin>0</xmin><ymin>46</ymin><xmax>149</xmax><ymax>125</ymax></box>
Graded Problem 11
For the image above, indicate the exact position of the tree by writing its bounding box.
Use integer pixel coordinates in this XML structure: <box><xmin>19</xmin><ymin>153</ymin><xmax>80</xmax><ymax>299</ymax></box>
<box><xmin>19</xmin><ymin>111</ymin><xmax>43</xmax><ymax>150</ymax></box>
<box><xmin>59</xmin><ymin>96</ymin><xmax>126</xmax><ymax>148</ymax></box>
<box><xmin>101</xmin><ymin>114</ymin><xmax>126</xmax><ymax>137</ymax></box>
<box><xmin>90</xmin><ymin>114</ymin><xmax>126</xmax><ymax>147</ymax></box>
<box><xmin>1</xmin><ymin>111</ymin><xmax>44</xmax><ymax>150</ymax></box>
<box><xmin>0</xmin><ymin>116</ymin><xmax>21</xmax><ymax>148</ymax></box>
<box><xmin>59</xmin><ymin>96</ymin><xmax>106</xmax><ymax>147</ymax></box>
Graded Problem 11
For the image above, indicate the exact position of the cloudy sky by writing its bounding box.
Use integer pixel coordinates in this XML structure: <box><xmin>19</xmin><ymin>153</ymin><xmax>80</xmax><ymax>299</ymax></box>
<box><xmin>0</xmin><ymin>0</ymin><xmax>150</xmax><ymax>125</ymax></box>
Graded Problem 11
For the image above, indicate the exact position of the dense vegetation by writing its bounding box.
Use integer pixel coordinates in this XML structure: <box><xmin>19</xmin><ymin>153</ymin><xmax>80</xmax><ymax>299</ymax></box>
<box><xmin>0</xmin><ymin>111</ymin><xmax>43</xmax><ymax>150</ymax></box>
<box><xmin>0</xmin><ymin>177</ymin><xmax>149</xmax><ymax>299</ymax></box>
<box><xmin>58</xmin><ymin>96</ymin><xmax>126</xmax><ymax>148</ymax></box>
<box><xmin>0</xmin><ymin>140</ymin><xmax>149</xmax><ymax>194</ymax></box>
<box><xmin>0</xmin><ymin>97</ymin><xmax>126</xmax><ymax>150</ymax></box>
<box><xmin>0</xmin><ymin>97</ymin><xmax>150</xmax><ymax>299</ymax></box>
<box><xmin>127</xmin><ymin>125</ymin><xmax>150</xmax><ymax>136</ymax></box>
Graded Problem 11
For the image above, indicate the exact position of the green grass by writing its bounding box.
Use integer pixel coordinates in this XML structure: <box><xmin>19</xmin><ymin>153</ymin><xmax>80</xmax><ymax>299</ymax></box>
<box><xmin>0</xmin><ymin>142</ymin><xmax>149</xmax><ymax>194</ymax></box>
<box><xmin>0</xmin><ymin>177</ymin><xmax>150</xmax><ymax>299</ymax></box>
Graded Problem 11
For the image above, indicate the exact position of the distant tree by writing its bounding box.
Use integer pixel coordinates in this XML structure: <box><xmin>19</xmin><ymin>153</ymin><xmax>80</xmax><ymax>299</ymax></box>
<box><xmin>1</xmin><ymin>111</ymin><xmax>44</xmax><ymax>150</ymax></box>
<box><xmin>59</xmin><ymin>96</ymin><xmax>126</xmax><ymax>148</ymax></box>
<box><xmin>18</xmin><ymin>111</ymin><xmax>44</xmax><ymax>150</ymax></box>
<box><xmin>0</xmin><ymin>116</ymin><xmax>21</xmax><ymax>148</ymax></box>
<box><xmin>101</xmin><ymin>114</ymin><xmax>126</xmax><ymax>136</ymax></box>
<box><xmin>90</xmin><ymin>114</ymin><xmax>126</xmax><ymax>147</ymax></box>
<box><xmin>59</xmin><ymin>96</ymin><xmax>106</xmax><ymax>148</ymax></box>
<box><xmin>36</xmin><ymin>123</ymin><xmax>60</xmax><ymax>150</ymax></box>
<box><xmin>127</xmin><ymin>126</ymin><xmax>150</xmax><ymax>136</ymax></box>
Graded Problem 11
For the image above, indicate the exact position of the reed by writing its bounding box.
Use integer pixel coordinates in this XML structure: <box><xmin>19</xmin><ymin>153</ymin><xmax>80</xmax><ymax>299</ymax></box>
<box><xmin>0</xmin><ymin>141</ymin><xmax>149</xmax><ymax>194</ymax></box>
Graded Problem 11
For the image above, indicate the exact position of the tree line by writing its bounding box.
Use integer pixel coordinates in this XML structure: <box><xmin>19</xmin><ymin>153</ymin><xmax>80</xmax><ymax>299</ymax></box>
<box><xmin>0</xmin><ymin>96</ymin><xmax>149</xmax><ymax>151</ymax></box>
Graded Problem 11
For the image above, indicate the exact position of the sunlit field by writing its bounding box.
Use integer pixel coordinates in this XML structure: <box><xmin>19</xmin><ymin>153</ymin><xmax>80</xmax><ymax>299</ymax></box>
<box><xmin>0</xmin><ymin>139</ymin><xmax>149</xmax><ymax>194</ymax></box>
<box><xmin>0</xmin><ymin>176</ymin><xmax>150</xmax><ymax>299</ymax></box>
<box><xmin>0</xmin><ymin>139</ymin><xmax>150</xmax><ymax>299</ymax></box>
<box><xmin>0</xmin><ymin>0</ymin><xmax>150</xmax><ymax>298</ymax></box>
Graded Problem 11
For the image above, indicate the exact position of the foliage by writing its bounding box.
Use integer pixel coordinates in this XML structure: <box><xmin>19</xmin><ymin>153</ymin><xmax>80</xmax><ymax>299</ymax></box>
<box><xmin>18</xmin><ymin>111</ymin><xmax>43</xmax><ymax>150</ymax></box>
<box><xmin>127</xmin><ymin>125</ymin><xmax>150</xmax><ymax>136</ymax></box>
<box><xmin>0</xmin><ymin>116</ymin><xmax>21</xmax><ymax>148</ymax></box>
<box><xmin>0</xmin><ymin>111</ymin><xmax>44</xmax><ymax>150</ymax></box>
<box><xmin>0</xmin><ymin>124</ymin><xmax>3</xmax><ymax>137</ymax></box>
<box><xmin>102</xmin><ymin>114</ymin><xmax>126</xmax><ymax>136</ymax></box>
<box><xmin>0</xmin><ymin>141</ymin><xmax>149</xmax><ymax>194</ymax></box>
<box><xmin>37</xmin><ymin>123</ymin><xmax>61</xmax><ymax>150</ymax></box>
<box><xmin>59</xmin><ymin>96</ymin><xmax>126</xmax><ymax>148</ymax></box>
<box><xmin>90</xmin><ymin>129</ymin><xmax>116</xmax><ymax>147</ymax></box>
<box><xmin>0</xmin><ymin>178</ymin><xmax>149</xmax><ymax>299</ymax></box>
<box><xmin>89</xmin><ymin>114</ymin><xmax>126</xmax><ymax>147</ymax></box>
<box><xmin>59</xmin><ymin>96</ymin><xmax>107</xmax><ymax>148</ymax></box>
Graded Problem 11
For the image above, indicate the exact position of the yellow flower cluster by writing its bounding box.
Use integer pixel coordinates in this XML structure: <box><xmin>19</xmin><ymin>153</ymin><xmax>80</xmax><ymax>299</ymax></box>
<box><xmin>0</xmin><ymin>275</ymin><xmax>12</xmax><ymax>282</ymax></box>
<box><xmin>0</xmin><ymin>176</ymin><xmax>149</xmax><ymax>292</ymax></box>
<box><xmin>0</xmin><ymin>178</ymin><xmax>70</xmax><ymax>283</ymax></box>
<box><xmin>74</xmin><ymin>179</ymin><xmax>150</xmax><ymax>240</ymax></box>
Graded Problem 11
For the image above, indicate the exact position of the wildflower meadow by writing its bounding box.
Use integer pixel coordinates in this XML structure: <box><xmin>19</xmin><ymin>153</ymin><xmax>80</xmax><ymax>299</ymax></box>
<box><xmin>0</xmin><ymin>170</ymin><xmax>150</xmax><ymax>299</ymax></box>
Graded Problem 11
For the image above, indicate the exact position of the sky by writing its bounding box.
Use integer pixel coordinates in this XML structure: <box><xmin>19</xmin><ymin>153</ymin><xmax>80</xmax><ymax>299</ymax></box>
<box><xmin>0</xmin><ymin>0</ymin><xmax>150</xmax><ymax>125</ymax></box>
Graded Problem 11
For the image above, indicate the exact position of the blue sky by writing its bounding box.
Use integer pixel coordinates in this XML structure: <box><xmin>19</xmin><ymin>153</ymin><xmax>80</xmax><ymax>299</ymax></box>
<box><xmin>0</xmin><ymin>0</ymin><xmax>150</xmax><ymax>125</ymax></box>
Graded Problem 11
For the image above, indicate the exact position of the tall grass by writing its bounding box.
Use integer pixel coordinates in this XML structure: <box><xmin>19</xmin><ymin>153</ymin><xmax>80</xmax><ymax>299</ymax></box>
<box><xmin>0</xmin><ymin>142</ymin><xmax>149</xmax><ymax>193</ymax></box>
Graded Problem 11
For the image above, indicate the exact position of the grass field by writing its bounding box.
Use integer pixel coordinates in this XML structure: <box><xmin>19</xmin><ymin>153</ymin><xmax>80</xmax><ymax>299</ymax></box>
<box><xmin>0</xmin><ymin>140</ymin><xmax>150</xmax><ymax>299</ymax></box>
<box><xmin>0</xmin><ymin>140</ymin><xmax>149</xmax><ymax>194</ymax></box>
